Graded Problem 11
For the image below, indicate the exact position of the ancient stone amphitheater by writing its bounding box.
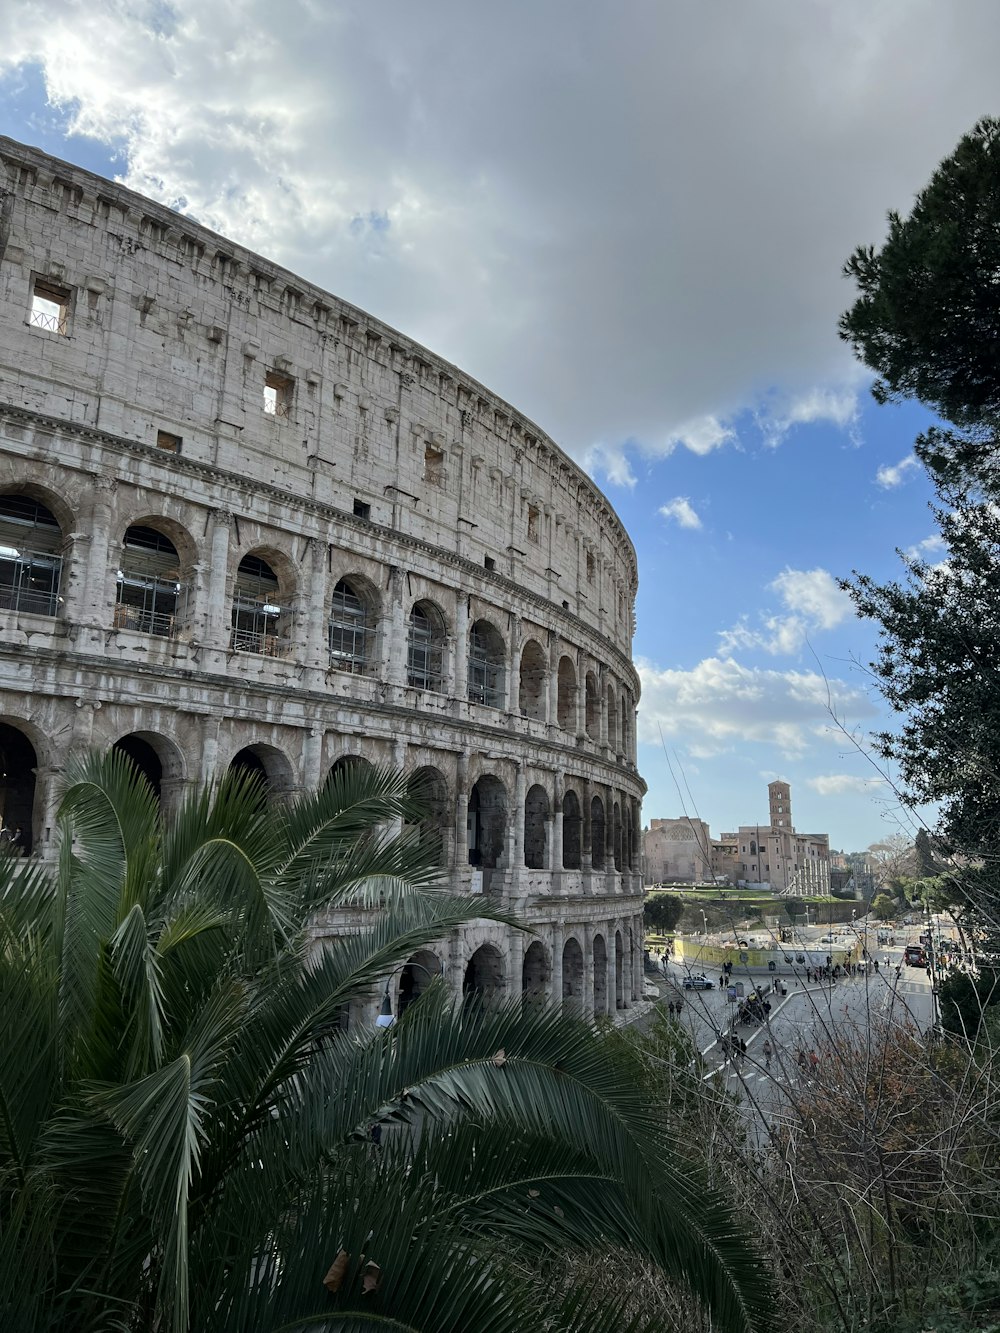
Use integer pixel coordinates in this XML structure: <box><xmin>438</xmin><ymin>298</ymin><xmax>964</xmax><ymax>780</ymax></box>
<box><xmin>0</xmin><ymin>136</ymin><xmax>645</xmax><ymax>1022</ymax></box>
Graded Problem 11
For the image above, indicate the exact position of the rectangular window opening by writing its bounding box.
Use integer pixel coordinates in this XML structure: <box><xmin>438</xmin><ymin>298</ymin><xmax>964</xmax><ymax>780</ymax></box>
<box><xmin>484</xmin><ymin>555</ymin><xmax>496</xmax><ymax>572</ymax></box>
<box><xmin>263</xmin><ymin>369</ymin><xmax>293</xmax><ymax>418</ymax></box>
<box><xmin>353</xmin><ymin>499</ymin><xmax>371</xmax><ymax>520</ymax></box>
<box><xmin>156</xmin><ymin>430</ymin><xmax>182</xmax><ymax>454</ymax></box>
<box><xmin>30</xmin><ymin>278</ymin><xmax>71</xmax><ymax>335</ymax></box>
<box><xmin>424</xmin><ymin>445</ymin><xmax>445</xmax><ymax>487</ymax></box>
<box><xmin>527</xmin><ymin>504</ymin><xmax>539</xmax><ymax>544</ymax></box>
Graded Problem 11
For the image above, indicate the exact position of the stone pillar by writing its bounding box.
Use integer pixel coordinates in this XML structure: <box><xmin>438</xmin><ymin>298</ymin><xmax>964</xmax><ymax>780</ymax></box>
<box><xmin>82</xmin><ymin>476</ymin><xmax>117</xmax><ymax>635</ymax></box>
<box><xmin>386</xmin><ymin>566</ymin><xmax>407</xmax><ymax>687</ymax></box>
<box><xmin>509</xmin><ymin>930</ymin><xmax>525</xmax><ymax>1010</ymax></box>
<box><xmin>200</xmin><ymin>716</ymin><xmax>221</xmax><ymax>786</ymax></box>
<box><xmin>581</xmin><ymin>777</ymin><xmax>592</xmax><ymax>873</ymax></box>
<box><xmin>451</xmin><ymin>595</ymin><xmax>469</xmax><ymax>701</ymax></box>
<box><xmin>505</xmin><ymin>614</ymin><xmax>520</xmax><ymax>715</ymax></box>
<box><xmin>455</xmin><ymin>751</ymin><xmax>469</xmax><ymax>869</ymax></box>
<box><xmin>34</xmin><ymin>762</ymin><xmax>65</xmax><ymax>858</ymax></box>
<box><xmin>547</xmin><ymin>632</ymin><xmax>560</xmax><ymax>732</ymax></box>
<box><xmin>575</xmin><ymin>650</ymin><xmax>586</xmax><ymax>741</ymax></box>
<box><xmin>633</xmin><ymin>915</ymin><xmax>643</xmax><ymax>1001</ymax></box>
<box><xmin>583</xmin><ymin>922</ymin><xmax>594</xmax><ymax>1023</ymax></box>
<box><xmin>598</xmin><ymin>666</ymin><xmax>609</xmax><ymax>750</ymax></box>
<box><xmin>304</xmin><ymin>538</ymin><xmax>331</xmax><ymax>682</ymax></box>
<box><xmin>302</xmin><ymin>726</ymin><xmax>325</xmax><ymax>794</ymax></box>
<box><xmin>202</xmin><ymin>510</ymin><xmax>233</xmax><ymax>664</ymax></box>
<box><xmin>512</xmin><ymin>761</ymin><xmax>526</xmax><ymax>870</ymax></box>
<box><xmin>550</xmin><ymin>920</ymin><xmax>563</xmax><ymax>1010</ymax></box>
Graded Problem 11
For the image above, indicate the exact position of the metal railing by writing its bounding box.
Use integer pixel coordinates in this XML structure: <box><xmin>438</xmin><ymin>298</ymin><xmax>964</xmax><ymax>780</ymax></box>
<box><xmin>113</xmin><ymin>602</ymin><xmax>177</xmax><ymax>638</ymax></box>
<box><xmin>230</xmin><ymin>628</ymin><xmax>283</xmax><ymax>657</ymax></box>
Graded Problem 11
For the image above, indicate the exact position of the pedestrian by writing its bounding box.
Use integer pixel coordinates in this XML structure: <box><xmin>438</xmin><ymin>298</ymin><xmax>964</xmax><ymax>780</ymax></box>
<box><xmin>720</xmin><ymin>974</ymin><xmax>725</xmax><ymax>989</ymax></box>
<box><xmin>675</xmin><ymin>997</ymin><xmax>683</xmax><ymax>1016</ymax></box>
<box><xmin>762</xmin><ymin>1039</ymin><xmax>772</xmax><ymax>1069</ymax></box>
<box><xmin>873</xmin><ymin>959</ymin><xmax>880</xmax><ymax>972</ymax></box>
<box><xmin>925</xmin><ymin>966</ymin><xmax>932</xmax><ymax>980</ymax></box>
<box><xmin>668</xmin><ymin>1001</ymin><xmax>676</xmax><ymax>1018</ymax></box>
<box><xmin>739</xmin><ymin>1038</ymin><xmax>747</xmax><ymax>1060</ymax></box>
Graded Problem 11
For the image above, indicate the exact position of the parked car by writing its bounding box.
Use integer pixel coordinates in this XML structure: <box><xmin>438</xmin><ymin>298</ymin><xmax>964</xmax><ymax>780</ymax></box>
<box><xmin>683</xmin><ymin>974</ymin><xmax>714</xmax><ymax>990</ymax></box>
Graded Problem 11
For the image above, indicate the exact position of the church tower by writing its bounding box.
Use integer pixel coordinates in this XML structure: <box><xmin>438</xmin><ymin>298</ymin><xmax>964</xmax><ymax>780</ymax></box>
<box><xmin>768</xmin><ymin>780</ymin><xmax>792</xmax><ymax>830</ymax></box>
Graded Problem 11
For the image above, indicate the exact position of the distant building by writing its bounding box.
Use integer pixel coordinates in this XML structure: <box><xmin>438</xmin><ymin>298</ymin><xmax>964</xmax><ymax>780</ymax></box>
<box><xmin>642</xmin><ymin>817</ymin><xmax>712</xmax><ymax>883</ymax></box>
<box><xmin>725</xmin><ymin>781</ymin><xmax>830</xmax><ymax>896</ymax></box>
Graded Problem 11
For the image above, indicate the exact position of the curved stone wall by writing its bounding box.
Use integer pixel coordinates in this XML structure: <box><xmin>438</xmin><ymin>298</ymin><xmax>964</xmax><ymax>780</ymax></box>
<box><xmin>0</xmin><ymin>136</ymin><xmax>646</xmax><ymax>1020</ymax></box>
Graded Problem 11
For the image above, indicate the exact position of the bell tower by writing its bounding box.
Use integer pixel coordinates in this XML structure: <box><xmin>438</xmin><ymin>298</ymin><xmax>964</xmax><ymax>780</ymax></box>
<box><xmin>768</xmin><ymin>780</ymin><xmax>791</xmax><ymax>830</ymax></box>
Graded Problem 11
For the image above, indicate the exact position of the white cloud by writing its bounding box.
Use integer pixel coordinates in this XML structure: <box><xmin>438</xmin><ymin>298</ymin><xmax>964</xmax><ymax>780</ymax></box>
<box><xmin>718</xmin><ymin>567</ymin><xmax>853</xmax><ymax>657</ymax></box>
<box><xmin>636</xmin><ymin>656</ymin><xmax>876</xmax><ymax>759</ymax></box>
<box><xmin>3</xmin><ymin>2</ymin><xmax>999</xmax><ymax>471</ymax></box>
<box><xmin>806</xmin><ymin>774</ymin><xmax>887</xmax><ymax>796</ymax></box>
<box><xmin>757</xmin><ymin>385</ymin><xmax>862</xmax><ymax>449</ymax></box>
<box><xmin>903</xmin><ymin>532</ymin><xmax>946</xmax><ymax>561</ymax></box>
<box><xmin>876</xmin><ymin>455</ymin><xmax>920</xmax><ymax>488</ymax></box>
<box><xmin>658</xmin><ymin>497</ymin><xmax>702</xmax><ymax>530</ymax></box>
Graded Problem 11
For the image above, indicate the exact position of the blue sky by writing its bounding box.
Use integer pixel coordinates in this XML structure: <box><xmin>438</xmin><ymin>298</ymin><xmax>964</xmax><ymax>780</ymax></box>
<box><xmin>2</xmin><ymin>0</ymin><xmax>994</xmax><ymax>851</ymax></box>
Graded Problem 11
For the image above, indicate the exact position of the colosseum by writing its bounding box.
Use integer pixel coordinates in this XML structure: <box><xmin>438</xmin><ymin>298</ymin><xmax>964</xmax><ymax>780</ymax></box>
<box><xmin>0</xmin><ymin>135</ymin><xmax>645</xmax><ymax>1022</ymax></box>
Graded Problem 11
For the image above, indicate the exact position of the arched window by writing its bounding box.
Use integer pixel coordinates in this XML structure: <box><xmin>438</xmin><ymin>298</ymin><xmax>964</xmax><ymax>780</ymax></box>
<box><xmin>467</xmin><ymin>775</ymin><xmax>507</xmax><ymax>869</ymax></box>
<box><xmin>562</xmin><ymin>937</ymin><xmax>584</xmax><ymax>1017</ymax></box>
<box><xmin>115</xmin><ymin>525</ymin><xmax>183</xmax><ymax>637</ymax></box>
<box><xmin>407</xmin><ymin>601</ymin><xmax>444</xmax><ymax>690</ymax></box>
<box><xmin>0</xmin><ymin>494</ymin><xmax>63</xmax><ymax>617</ymax></box>
<box><xmin>562</xmin><ymin>790</ymin><xmax>582</xmax><ymax>870</ymax></box>
<box><xmin>0</xmin><ymin>722</ymin><xmax>38</xmax><ymax>852</ymax></box>
<box><xmin>231</xmin><ymin>555</ymin><xmax>288</xmax><ymax>656</ymax></box>
<box><xmin>405</xmin><ymin>766</ymin><xmax>449</xmax><ymax>867</ymax></box>
<box><xmin>468</xmin><ymin>620</ymin><xmax>505</xmax><ymax>708</ymax></box>
<box><xmin>518</xmin><ymin>640</ymin><xmax>547</xmax><ymax>720</ymax></box>
<box><xmin>557</xmin><ymin>656</ymin><xmax>576</xmax><ymax>731</ymax></box>
<box><xmin>585</xmin><ymin>672</ymin><xmax>600</xmax><ymax>740</ymax></box>
<box><xmin>523</xmin><ymin>784</ymin><xmax>549</xmax><ymax>870</ymax></box>
<box><xmin>328</xmin><ymin>578</ymin><xmax>373</xmax><ymax>674</ymax></box>
<box><xmin>591</xmin><ymin>796</ymin><xmax>606</xmax><ymax>871</ymax></box>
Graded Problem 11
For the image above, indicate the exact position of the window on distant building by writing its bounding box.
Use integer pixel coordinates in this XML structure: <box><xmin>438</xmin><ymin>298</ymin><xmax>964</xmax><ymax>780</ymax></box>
<box><xmin>29</xmin><ymin>278</ymin><xmax>72</xmax><ymax>335</ymax></box>
<box><xmin>156</xmin><ymin>430</ymin><xmax>182</xmax><ymax>453</ymax></box>
<box><xmin>263</xmin><ymin>369</ymin><xmax>293</xmax><ymax>418</ymax></box>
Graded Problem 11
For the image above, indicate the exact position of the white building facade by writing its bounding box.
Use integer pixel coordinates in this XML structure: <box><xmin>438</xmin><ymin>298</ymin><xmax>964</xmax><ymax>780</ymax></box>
<box><xmin>0</xmin><ymin>137</ymin><xmax>646</xmax><ymax>1021</ymax></box>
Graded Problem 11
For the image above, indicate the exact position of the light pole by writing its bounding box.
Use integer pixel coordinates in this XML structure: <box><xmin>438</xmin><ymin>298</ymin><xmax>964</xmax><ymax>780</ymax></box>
<box><xmin>700</xmin><ymin>909</ymin><xmax>707</xmax><ymax>938</ymax></box>
<box><xmin>375</xmin><ymin>959</ymin><xmax>443</xmax><ymax>1029</ymax></box>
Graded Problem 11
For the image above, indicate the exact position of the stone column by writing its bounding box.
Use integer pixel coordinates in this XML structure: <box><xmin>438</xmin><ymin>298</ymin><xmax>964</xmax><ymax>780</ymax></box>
<box><xmin>202</xmin><ymin>509</ymin><xmax>233</xmax><ymax>666</ymax></box>
<box><xmin>550</xmin><ymin>920</ymin><xmax>563</xmax><ymax>1010</ymax></box>
<box><xmin>512</xmin><ymin>761</ymin><xmax>526</xmax><ymax>870</ymax></box>
<box><xmin>599</xmin><ymin>666</ymin><xmax>609</xmax><ymax>751</ymax></box>
<box><xmin>34</xmin><ymin>763</ymin><xmax>65</xmax><ymax>859</ymax></box>
<box><xmin>505</xmin><ymin>614</ymin><xmax>520</xmax><ymax>715</ymax></box>
<box><xmin>200</xmin><ymin>715</ymin><xmax>221</xmax><ymax>786</ymax></box>
<box><xmin>509</xmin><ymin>930</ymin><xmax>525</xmax><ymax>1011</ymax></box>
<box><xmin>547</xmin><ymin>632</ymin><xmax>560</xmax><ymax>732</ymax></box>
<box><xmin>575</xmin><ymin>650</ymin><xmax>586</xmax><ymax>741</ymax></box>
<box><xmin>386</xmin><ymin>566</ymin><xmax>407</xmax><ymax>687</ymax></box>
<box><xmin>82</xmin><ymin>476</ymin><xmax>117</xmax><ymax>636</ymax></box>
<box><xmin>301</xmin><ymin>726</ymin><xmax>325</xmax><ymax>794</ymax></box>
<box><xmin>454</xmin><ymin>751</ymin><xmax>469</xmax><ymax>870</ymax></box>
<box><xmin>304</xmin><ymin>538</ymin><xmax>331</xmax><ymax>683</ymax></box>
<box><xmin>581</xmin><ymin>777</ymin><xmax>592</xmax><ymax>873</ymax></box>
<box><xmin>633</xmin><ymin>915</ymin><xmax>643</xmax><ymax>1001</ymax></box>
<box><xmin>583</xmin><ymin>922</ymin><xmax>594</xmax><ymax>1023</ymax></box>
<box><xmin>451</xmin><ymin>595</ymin><xmax>469</xmax><ymax>701</ymax></box>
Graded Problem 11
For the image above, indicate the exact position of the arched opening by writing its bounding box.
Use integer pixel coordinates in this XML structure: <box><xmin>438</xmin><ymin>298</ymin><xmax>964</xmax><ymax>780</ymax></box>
<box><xmin>585</xmin><ymin>672</ymin><xmax>600</xmax><ymax>740</ymax></box>
<box><xmin>327</xmin><ymin>754</ymin><xmax>375</xmax><ymax>787</ymax></box>
<box><xmin>0</xmin><ymin>493</ymin><xmax>64</xmax><ymax>617</ymax></box>
<box><xmin>607</xmin><ymin>685</ymin><xmax>618</xmax><ymax>753</ymax></box>
<box><xmin>591</xmin><ymin>795</ymin><xmax>606</xmax><ymax>871</ymax></box>
<box><xmin>518</xmin><ymin>639</ymin><xmax>547</xmax><ymax>720</ymax></box>
<box><xmin>632</xmin><ymin>799</ymin><xmax>642</xmax><ymax>871</ymax></box>
<box><xmin>406</xmin><ymin>601</ymin><xmax>445</xmax><ymax>691</ymax></box>
<box><xmin>467</xmin><ymin>775</ymin><xmax>507</xmax><ymax>869</ymax></box>
<box><xmin>463</xmin><ymin>943</ymin><xmax>505</xmax><ymax>1009</ymax></box>
<box><xmin>468</xmin><ymin>619</ymin><xmax>505</xmax><ymax>708</ymax></box>
<box><xmin>562</xmin><ymin>789</ymin><xmax>582</xmax><ymax>870</ymax></box>
<box><xmin>593</xmin><ymin>932</ymin><xmax>608</xmax><ymax>1016</ymax></box>
<box><xmin>231</xmin><ymin>554</ymin><xmax>289</xmax><ymax>657</ymax></box>
<box><xmin>557</xmin><ymin>656</ymin><xmax>577</xmax><ymax>731</ymax></box>
<box><xmin>115</xmin><ymin>524</ymin><xmax>184</xmax><ymax>637</ymax></box>
<box><xmin>229</xmin><ymin>745</ymin><xmax>294</xmax><ymax>800</ymax></box>
<box><xmin>613</xmin><ymin>801</ymin><xmax>623</xmax><ymax>872</ymax></box>
<box><xmin>521</xmin><ymin>940</ymin><xmax>551</xmax><ymax>1007</ymax></box>
<box><xmin>615</xmin><ymin>931</ymin><xmax>625</xmax><ymax>1010</ymax></box>
<box><xmin>113</xmin><ymin>734</ymin><xmax>163</xmax><ymax>802</ymax></box>
<box><xmin>329</xmin><ymin>577</ymin><xmax>375</xmax><ymax>675</ymax></box>
<box><xmin>0</xmin><ymin>723</ymin><xmax>37</xmax><ymax>853</ymax></box>
<box><xmin>405</xmin><ymin>766</ymin><xmax>448</xmax><ymax>867</ymax></box>
<box><xmin>562</xmin><ymin>936</ymin><xmax>584</xmax><ymax>1017</ymax></box>
<box><xmin>397</xmin><ymin>949</ymin><xmax>441</xmax><ymax>1016</ymax></box>
<box><xmin>523</xmin><ymin>783</ymin><xmax>549</xmax><ymax>870</ymax></box>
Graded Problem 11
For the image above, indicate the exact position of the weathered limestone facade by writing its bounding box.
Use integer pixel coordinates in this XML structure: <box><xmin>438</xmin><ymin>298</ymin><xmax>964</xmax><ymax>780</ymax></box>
<box><xmin>642</xmin><ymin>817</ymin><xmax>712</xmax><ymax>884</ymax></box>
<box><xmin>0</xmin><ymin>137</ymin><xmax>646</xmax><ymax>1021</ymax></box>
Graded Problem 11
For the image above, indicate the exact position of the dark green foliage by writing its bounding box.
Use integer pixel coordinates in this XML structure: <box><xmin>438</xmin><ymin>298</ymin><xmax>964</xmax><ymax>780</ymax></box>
<box><xmin>938</xmin><ymin>966</ymin><xmax>1000</xmax><ymax>1040</ymax></box>
<box><xmin>644</xmin><ymin>891</ymin><xmax>684</xmax><ymax>934</ymax></box>
<box><xmin>0</xmin><ymin>751</ymin><xmax>770</xmax><ymax>1333</ymax></box>
<box><xmin>871</xmin><ymin>893</ymin><xmax>897</xmax><ymax>921</ymax></box>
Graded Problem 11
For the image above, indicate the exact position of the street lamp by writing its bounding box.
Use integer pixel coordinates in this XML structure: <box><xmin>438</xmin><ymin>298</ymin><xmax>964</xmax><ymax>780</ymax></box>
<box><xmin>375</xmin><ymin>959</ymin><xmax>443</xmax><ymax>1030</ymax></box>
<box><xmin>700</xmin><ymin>909</ymin><xmax>708</xmax><ymax>938</ymax></box>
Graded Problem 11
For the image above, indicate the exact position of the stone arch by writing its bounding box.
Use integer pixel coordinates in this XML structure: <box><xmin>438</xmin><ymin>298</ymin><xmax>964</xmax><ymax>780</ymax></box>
<box><xmin>590</xmin><ymin>794</ymin><xmax>606</xmax><ymax>871</ymax></box>
<box><xmin>463</xmin><ymin>942</ymin><xmax>506</xmax><ymax>1008</ymax></box>
<box><xmin>325</xmin><ymin>753</ymin><xmax>376</xmax><ymax>793</ymax></box>
<box><xmin>231</xmin><ymin>551</ymin><xmax>294</xmax><ymax>657</ymax></box>
<box><xmin>562</xmin><ymin>788</ymin><xmax>582</xmax><ymax>870</ymax></box>
<box><xmin>0</xmin><ymin>721</ymin><xmax>39</xmax><ymax>853</ymax></box>
<box><xmin>228</xmin><ymin>743</ymin><xmax>295</xmax><ymax>799</ymax></box>
<box><xmin>606</xmin><ymin>683</ymin><xmax>618</xmax><ymax>753</ymax></box>
<box><xmin>112</xmin><ymin>731</ymin><xmax>186</xmax><ymax>810</ymax></box>
<box><xmin>614</xmin><ymin>929</ymin><xmax>625</xmax><ymax>1009</ymax></box>
<box><xmin>468</xmin><ymin>619</ymin><xmax>505</xmax><ymax>708</ymax></box>
<box><xmin>396</xmin><ymin>948</ymin><xmax>441</xmax><ymax>1016</ymax></box>
<box><xmin>585</xmin><ymin>671</ymin><xmax>600</xmax><ymax>741</ymax></box>
<box><xmin>562</xmin><ymin>936</ymin><xmax>584</xmax><ymax>1017</ymax></box>
<box><xmin>521</xmin><ymin>939</ymin><xmax>551</xmax><ymax>1007</ymax></box>
<box><xmin>556</xmin><ymin>655</ymin><xmax>577</xmax><ymax>731</ymax></box>
<box><xmin>523</xmin><ymin>782</ymin><xmax>549</xmax><ymax>870</ymax></box>
<box><xmin>405</xmin><ymin>765</ymin><xmax>449</xmax><ymax>867</ymax></box>
<box><xmin>613</xmin><ymin>801</ymin><xmax>623</xmax><ymax>871</ymax></box>
<box><xmin>467</xmin><ymin>774</ymin><xmax>507</xmax><ymax>869</ymax></box>
<box><xmin>518</xmin><ymin>639</ymin><xmax>547</xmax><ymax>720</ymax></box>
<box><xmin>0</xmin><ymin>490</ymin><xmax>68</xmax><ymax>617</ymax></box>
<box><xmin>593</xmin><ymin>932</ymin><xmax>608</xmax><ymax>1016</ymax></box>
<box><xmin>406</xmin><ymin>599</ymin><xmax>446</xmax><ymax>691</ymax></box>
<box><xmin>114</xmin><ymin>520</ymin><xmax>191</xmax><ymax>638</ymax></box>
<box><xmin>329</xmin><ymin>574</ymin><xmax>379</xmax><ymax>676</ymax></box>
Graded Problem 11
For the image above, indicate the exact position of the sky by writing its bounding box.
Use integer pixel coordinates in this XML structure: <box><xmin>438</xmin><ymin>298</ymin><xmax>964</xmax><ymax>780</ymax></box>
<box><xmin>2</xmin><ymin>0</ymin><xmax>995</xmax><ymax>851</ymax></box>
